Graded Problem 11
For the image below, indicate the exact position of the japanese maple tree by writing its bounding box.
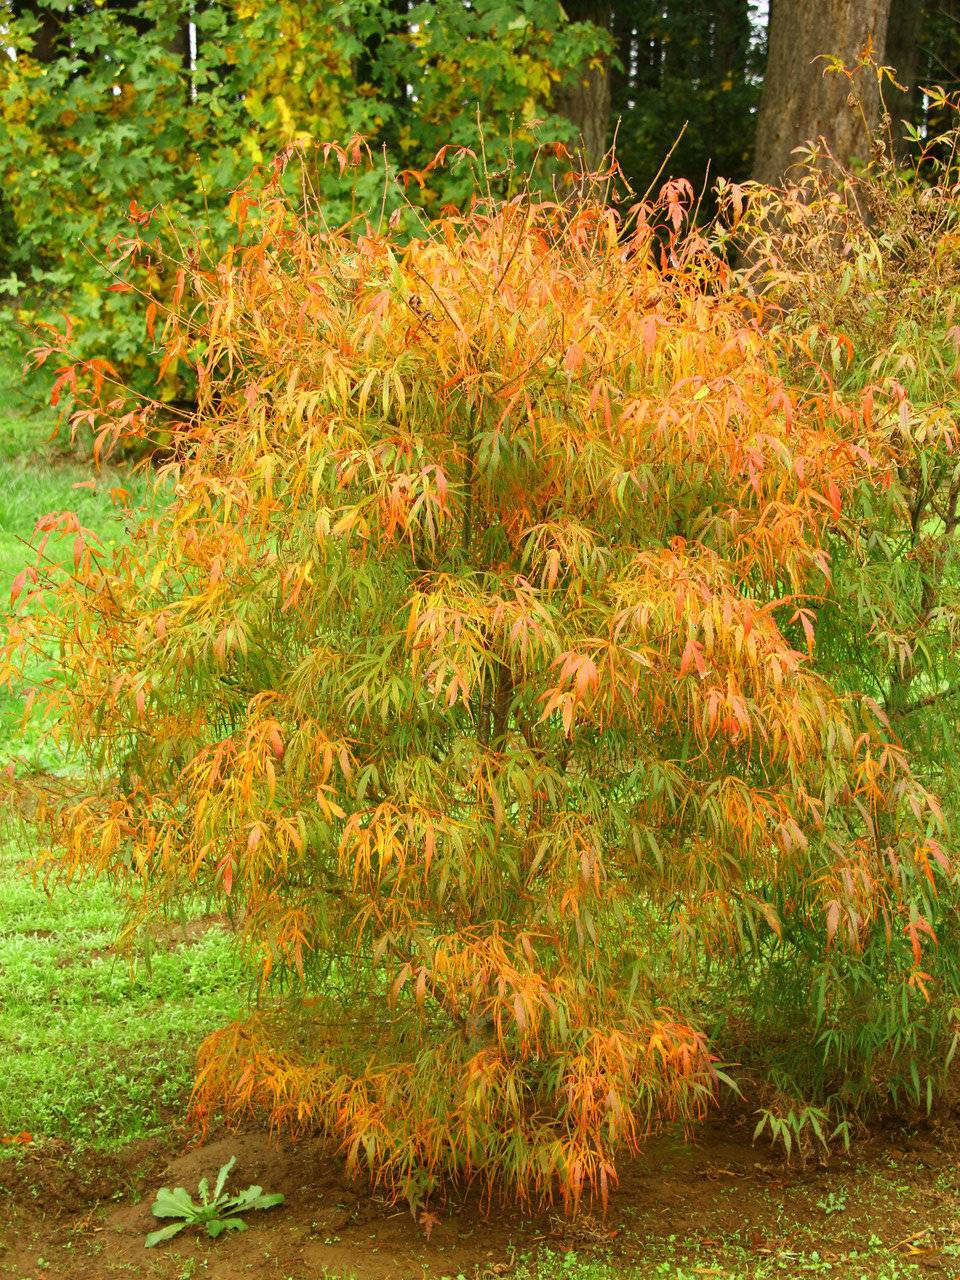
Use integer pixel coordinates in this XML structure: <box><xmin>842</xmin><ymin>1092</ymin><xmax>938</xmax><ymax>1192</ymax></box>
<box><xmin>4</xmin><ymin>150</ymin><xmax>954</xmax><ymax>1208</ymax></box>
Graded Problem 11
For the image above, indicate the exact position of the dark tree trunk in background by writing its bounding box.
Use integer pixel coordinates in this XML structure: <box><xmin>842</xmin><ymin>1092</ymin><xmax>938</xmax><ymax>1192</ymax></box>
<box><xmin>168</xmin><ymin>13</ymin><xmax>191</xmax><ymax>72</ymax></box>
<box><xmin>753</xmin><ymin>0</ymin><xmax>893</xmax><ymax>183</ymax></box>
<box><xmin>609</xmin><ymin>1</ymin><xmax>635</xmax><ymax>115</ymax></box>
<box><xmin>886</xmin><ymin>0</ymin><xmax>924</xmax><ymax>153</ymax></box>
<box><xmin>556</xmin><ymin>0</ymin><xmax>613</xmax><ymax>170</ymax></box>
<box><xmin>11</xmin><ymin>0</ymin><xmax>59</xmax><ymax>61</ymax></box>
<box><xmin>634</xmin><ymin>0</ymin><xmax>662</xmax><ymax>94</ymax></box>
<box><xmin>108</xmin><ymin>0</ymin><xmax>151</xmax><ymax>38</ymax></box>
<box><xmin>921</xmin><ymin>0</ymin><xmax>960</xmax><ymax>137</ymax></box>
<box><xmin>354</xmin><ymin>0</ymin><xmax>410</xmax><ymax>146</ymax></box>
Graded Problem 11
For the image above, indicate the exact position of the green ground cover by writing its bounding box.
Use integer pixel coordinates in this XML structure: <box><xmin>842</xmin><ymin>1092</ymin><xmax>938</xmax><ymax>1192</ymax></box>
<box><xmin>0</xmin><ymin>352</ymin><xmax>248</xmax><ymax>1149</ymax></box>
<box><xmin>0</xmin><ymin>838</ymin><xmax>246</xmax><ymax>1147</ymax></box>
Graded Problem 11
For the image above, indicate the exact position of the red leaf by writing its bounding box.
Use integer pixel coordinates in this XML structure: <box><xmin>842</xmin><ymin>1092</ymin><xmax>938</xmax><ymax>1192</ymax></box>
<box><xmin>418</xmin><ymin>1210</ymin><xmax>441</xmax><ymax>1239</ymax></box>
<box><xmin>563</xmin><ymin>341</ymin><xmax>585</xmax><ymax>374</ymax></box>
<box><xmin>50</xmin><ymin>366</ymin><xmax>75</xmax><ymax>407</ymax></box>
<box><xmin>1</xmin><ymin>1132</ymin><xmax>32</xmax><ymax>1146</ymax></box>
<box><xmin>640</xmin><ymin>314</ymin><xmax>657</xmax><ymax>357</ymax></box>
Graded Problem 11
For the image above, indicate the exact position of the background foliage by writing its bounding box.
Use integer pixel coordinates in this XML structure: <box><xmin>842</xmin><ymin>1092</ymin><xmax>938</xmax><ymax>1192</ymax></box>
<box><xmin>4</xmin><ymin>2</ymin><xmax>960</xmax><ymax>396</ymax></box>
<box><xmin>0</xmin><ymin>0</ymin><xmax>606</xmax><ymax>390</ymax></box>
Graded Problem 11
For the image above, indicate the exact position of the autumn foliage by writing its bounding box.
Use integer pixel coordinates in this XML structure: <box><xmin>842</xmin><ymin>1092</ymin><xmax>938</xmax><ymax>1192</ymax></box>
<box><xmin>4</xmin><ymin>148</ymin><xmax>959</xmax><ymax>1209</ymax></box>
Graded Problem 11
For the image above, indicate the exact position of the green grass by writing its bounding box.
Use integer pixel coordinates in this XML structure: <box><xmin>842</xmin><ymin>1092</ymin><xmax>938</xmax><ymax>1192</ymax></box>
<box><xmin>0</xmin><ymin>351</ymin><xmax>151</xmax><ymax>770</ymax></box>
<box><xmin>0</xmin><ymin>836</ymin><xmax>247</xmax><ymax>1146</ymax></box>
<box><xmin>0</xmin><ymin>353</ymin><xmax>246</xmax><ymax>1149</ymax></box>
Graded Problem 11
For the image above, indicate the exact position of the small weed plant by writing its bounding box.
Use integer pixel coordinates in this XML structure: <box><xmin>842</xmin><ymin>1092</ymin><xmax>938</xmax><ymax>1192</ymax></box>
<box><xmin>145</xmin><ymin>1155</ymin><xmax>283</xmax><ymax>1248</ymax></box>
<box><xmin>815</xmin><ymin>1188</ymin><xmax>848</xmax><ymax>1216</ymax></box>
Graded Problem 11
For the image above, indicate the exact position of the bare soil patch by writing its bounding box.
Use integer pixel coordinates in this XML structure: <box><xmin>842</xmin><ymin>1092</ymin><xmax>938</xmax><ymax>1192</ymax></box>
<box><xmin>2</xmin><ymin>1112</ymin><xmax>960</xmax><ymax>1279</ymax></box>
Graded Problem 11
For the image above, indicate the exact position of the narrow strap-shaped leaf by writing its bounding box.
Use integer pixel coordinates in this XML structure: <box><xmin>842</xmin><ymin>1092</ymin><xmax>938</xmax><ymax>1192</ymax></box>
<box><xmin>213</xmin><ymin>1155</ymin><xmax>237</xmax><ymax>1200</ymax></box>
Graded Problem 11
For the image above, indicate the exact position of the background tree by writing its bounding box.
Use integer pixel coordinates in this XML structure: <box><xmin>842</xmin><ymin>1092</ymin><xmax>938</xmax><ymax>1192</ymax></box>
<box><xmin>615</xmin><ymin>1</ymin><xmax>761</xmax><ymax>195</ymax></box>
<box><xmin>886</xmin><ymin>0</ymin><xmax>924</xmax><ymax>152</ymax></box>
<box><xmin>555</xmin><ymin>0</ymin><xmax>614</xmax><ymax>168</ymax></box>
<box><xmin>0</xmin><ymin>0</ymin><xmax>605</xmax><ymax>390</ymax></box>
<box><xmin>913</xmin><ymin>0</ymin><xmax>960</xmax><ymax>137</ymax></box>
<box><xmin>553</xmin><ymin>3</ymin><xmax>762</xmax><ymax>197</ymax></box>
<box><xmin>752</xmin><ymin>0</ymin><xmax>893</xmax><ymax>182</ymax></box>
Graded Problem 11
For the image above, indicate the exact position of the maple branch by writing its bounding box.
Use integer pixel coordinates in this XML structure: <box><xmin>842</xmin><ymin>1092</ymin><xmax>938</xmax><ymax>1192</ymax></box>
<box><xmin>462</xmin><ymin>424</ymin><xmax>476</xmax><ymax>553</ymax></box>
<box><xmin>491</xmin><ymin>661</ymin><xmax>514</xmax><ymax>744</ymax></box>
<box><xmin>891</xmin><ymin>683</ymin><xmax>960</xmax><ymax>718</ymax></box>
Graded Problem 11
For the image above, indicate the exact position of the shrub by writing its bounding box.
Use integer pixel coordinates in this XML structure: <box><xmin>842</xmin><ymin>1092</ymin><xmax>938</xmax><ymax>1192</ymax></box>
<box><xmin>726</xmin><ymin>88</ymin><xmax>960</xmax><ymax>1129</ymax></box>
<box><xmin>4</xmin><ymin>153</ymin><xmax>956</xmax><ymax>1209</ymax></box>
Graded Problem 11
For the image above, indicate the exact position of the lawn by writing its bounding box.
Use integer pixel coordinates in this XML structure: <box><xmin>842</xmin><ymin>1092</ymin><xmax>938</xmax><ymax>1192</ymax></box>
<box><xmin>0</xmin><ymin>836</ymin><xmax>246</xmax><ymax>1148</ymax></box>
<box><xmin>0</xmin><ymin>349</ymin><xmax>246</xmax><ymax>1146</ymax></box>
<box><xmin>2</xmin><ymin>356</ymin><xmax>960</xmax><ymax>1280</ymax></box>
<box><xmin>0</xmin><ymin>349</ymin><xmax>145</xmax><ymax>772</ymax></box>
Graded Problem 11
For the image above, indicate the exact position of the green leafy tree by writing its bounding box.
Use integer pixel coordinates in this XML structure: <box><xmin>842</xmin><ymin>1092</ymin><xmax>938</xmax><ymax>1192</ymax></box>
<box><xmin>0</xmin><ymin>0</ymin><xmax>605</xmax><ymax>391</ymax></box>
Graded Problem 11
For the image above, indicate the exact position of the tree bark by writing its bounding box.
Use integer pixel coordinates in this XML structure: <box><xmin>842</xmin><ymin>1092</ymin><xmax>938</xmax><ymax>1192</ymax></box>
<box><xmin>556</xmin><ymin>0</ymin><xmax>613</xmax><ymax>171</ymax></box>
<box><xmin>752</xmin><ymin>0</ymin><xmax>893</xmax><ymax>184</ymax></box>
<box><xmin>885</xmin><ymin>0</ymin><xmax>924</xmax><ymax>154</ymax></box>
<box><xmin>10</xmin><ymin>0</ymin><xmax>59</xmax><ymax>62</ymax></box>
<box><xmin>354</xmin><ymin>0</ymin><xmax>410</xmax><ymax>147</ymax></box>
<box><xmin>608</xmin><ymin>0</ymin><xmax>635</xmax><ymax>111</ymax></box>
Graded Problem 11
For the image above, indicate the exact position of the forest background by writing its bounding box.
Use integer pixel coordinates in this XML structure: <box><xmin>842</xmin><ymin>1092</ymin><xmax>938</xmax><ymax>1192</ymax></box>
<box><xmin>0</xmin><ymin>0</ymin><xmax>951</xmax><ymax>393</ymax></box>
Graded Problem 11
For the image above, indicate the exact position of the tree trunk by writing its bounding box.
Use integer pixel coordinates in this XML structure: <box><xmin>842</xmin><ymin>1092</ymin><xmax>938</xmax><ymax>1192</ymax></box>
<box><xmin>885</xmin><ymin>0</ymin><xmax>924</xmax><ymax>154</ymax></box>
<box><xmin>11</xmin><ymin>1</ymin><xmax>59</xmax><ymax>62</ymax></box>
<box><xmin>752</xmin><ymin>0</ymin><xmax>893</xmax><ymax>184</ymax></box>
<box><xmin>608</xmin><ymin>0</ymin><xmax>634</xmax><ymax>113</ymax></box>
<box><xmin>354</xmin><ymin>0</ymin><xmax>410</xmax><ymax>147</ymax></box>
<box><xmin>556</xmin><ymin>1</ymin><xmax>613</xmax><ymax>171</ymax></box>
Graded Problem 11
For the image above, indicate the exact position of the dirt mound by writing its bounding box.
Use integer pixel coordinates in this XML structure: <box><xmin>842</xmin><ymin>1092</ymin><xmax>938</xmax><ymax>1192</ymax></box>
<box><xmin>1</xmin><ymin>1114</ymin><xmax>959</xmax><ymax>1279</ymax></box>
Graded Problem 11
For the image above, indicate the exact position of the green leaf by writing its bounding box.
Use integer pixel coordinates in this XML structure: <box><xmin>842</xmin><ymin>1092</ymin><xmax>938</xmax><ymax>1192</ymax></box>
<box><xmin>145</xmin><ymin>1221</ymin><xmax>188</xmax><ymax>1248</ymax></box>
<box><xmin>228</xmin><ymin>1184</ymin><xmax>263</xmax><ymax>1211</ymax></box>
<box><xmin>150</xmin><ymin>1186</ymin><xmax>198</xmax><ymax>1219</ymax></box>
<box><xmin>206</xmin><ymin>1216</ymin><xmax>247</xmax><ymax>1237</ymax></box>
<box><xmin>213</xmin><ymin>1155</ymin><xmax>237</xmax><ymax>1200</ymax></box>
<box><xmin>248</xmin><ymin>1193</ymin><xmax>285</xmax><ymax>1211</ymax></box>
